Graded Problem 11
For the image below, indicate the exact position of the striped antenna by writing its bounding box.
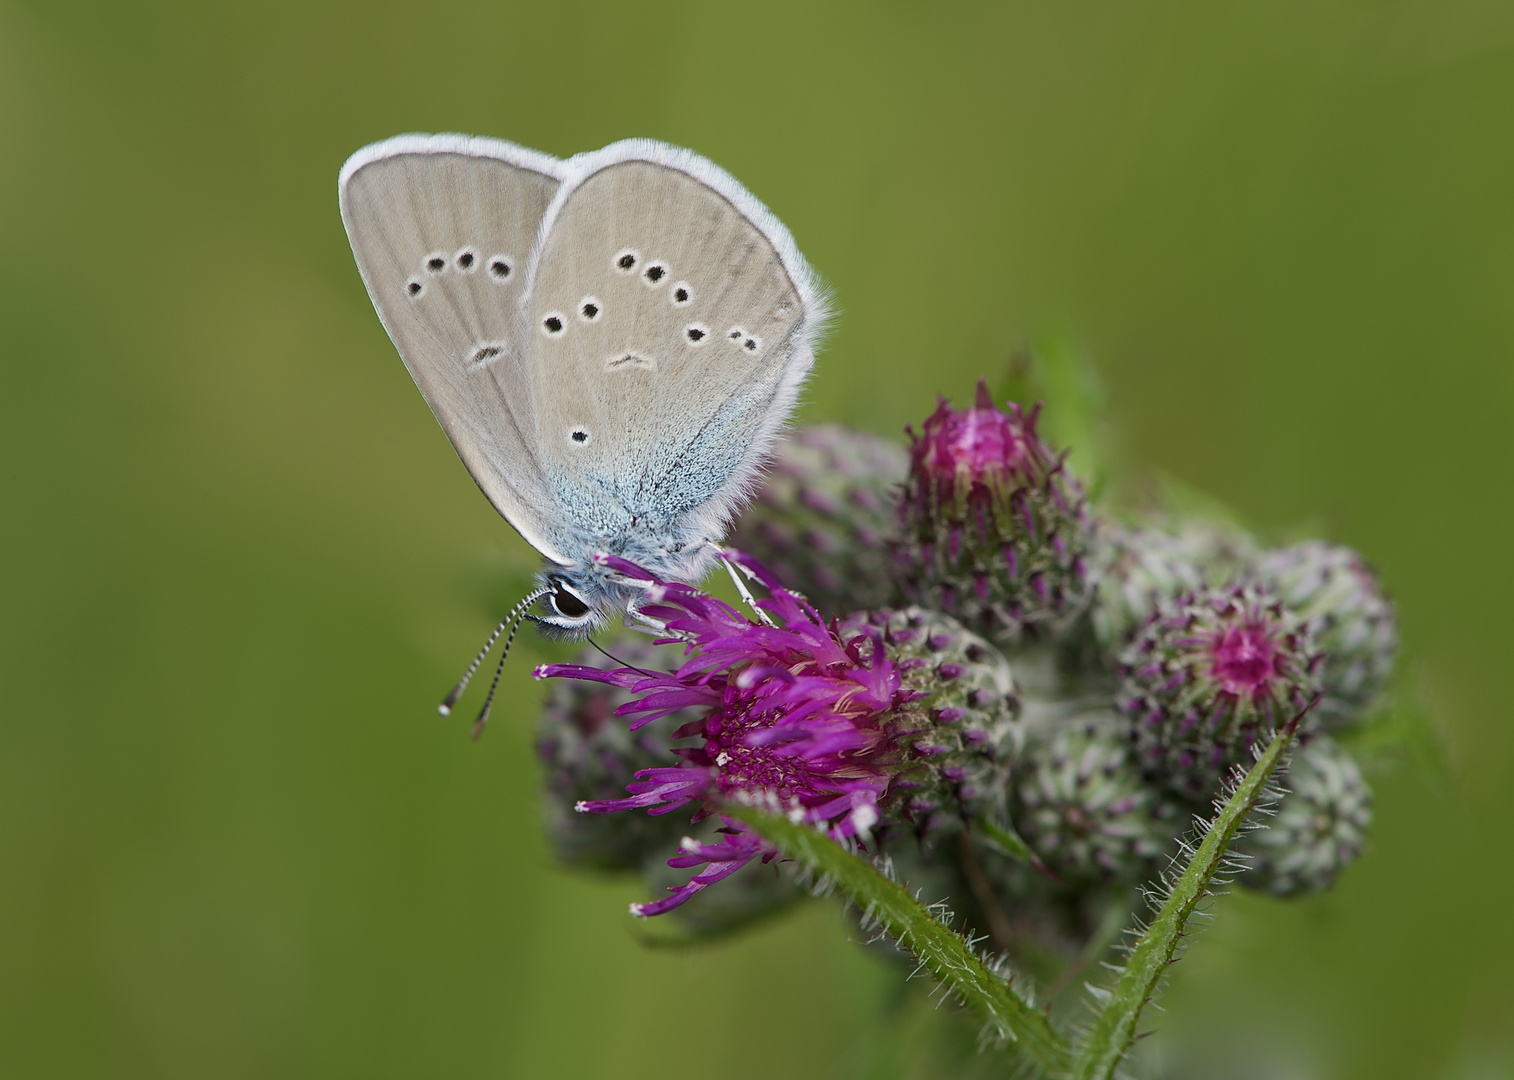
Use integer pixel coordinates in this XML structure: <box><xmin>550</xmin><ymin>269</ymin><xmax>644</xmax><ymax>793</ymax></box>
<box><xmin>438</xmin><ymin>587</ymin><xmax>549</xmax><ymax>717</ymax></box>
<box><xmin>468</xmin><ymin>609</ymin><xmax>537</xmax><ymax>740</ymax></box>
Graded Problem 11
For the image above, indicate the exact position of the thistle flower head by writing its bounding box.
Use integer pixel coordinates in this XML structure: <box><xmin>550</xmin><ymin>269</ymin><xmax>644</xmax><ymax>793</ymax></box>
<box><xmin>728</xmin><ymin>425</ymin><xmax>908</xmax><ymax>614</ymax></box>
<box><xmin>1117</xmin><ymin>582</ymin><xmax>1322</xmax><ymax>800</ymax></box>
<box><xmin>1254</xmin><ymin>540</ymin><xmax>1397</xmax><ymax>726</ymax></box>
<box><xmin>536</xmin><ymin>553</ymin><xmax>941</xmax><ymax>916</ymax></box>
<box><xmin>894</xmin><ymin>380</ymin><xmax>1094</xmax><ymax>644</ymax></box>
<box><xmin>1236</xmin><ymin>734</ymin><xmax>1372</xmax><ymax>896</ymax></box>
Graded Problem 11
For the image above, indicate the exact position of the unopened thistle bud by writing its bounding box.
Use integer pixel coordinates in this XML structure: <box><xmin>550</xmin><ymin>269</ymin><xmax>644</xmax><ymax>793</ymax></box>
<box><xmin>1091</xmin><ymin>527</ymin><xmax>1208</xmax><ymax>653</ymax></box>
<box><xmin>1254</xmin><ymin>541</ymin><xmax>1397</xmax><ymax>726</ymax></box>
<box><xmin>894</xmin><ymin>380</ymin><xmax>1095</xmax><ymax>645</ymax></box>
<box><xmin>1118</xmin><ymin>583</ymin><xmax>1322</xmax><ymax>800</ymax></box>
<box><xmin>840</xmin><ymin>608</ymin><xmax>1022</xmax><ymax>838</ymax></box>
<box><xmin>1236</xmin><ymin>735</ymin><xmax>1372</xmax><ymax>896</ymax></box>
<box><xmin>1011</xmin><ymin>721</ymin><xmax>1175</xmax><ymax>882</ymax></box>
<box><xmin>536</xmin><ymin>637</ymin><xmax>694</xmax><ymax>871</ymax></box>
<box><xmin>1090</xmin><ymin>521</ymin><xmax>1260</xmax><ymax>652</ymax></box>
<box><xmin>728</xmin><ymin>425</ymin><xmax>907</xmax><ymax>614</ymax></box>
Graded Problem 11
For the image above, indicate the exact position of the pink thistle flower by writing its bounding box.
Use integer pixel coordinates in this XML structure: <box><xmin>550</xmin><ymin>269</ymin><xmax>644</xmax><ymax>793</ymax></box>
<box><xmin>534</xmin><ymin>552</ymin><xmax>917</xmax><ymax>917</ymax></box>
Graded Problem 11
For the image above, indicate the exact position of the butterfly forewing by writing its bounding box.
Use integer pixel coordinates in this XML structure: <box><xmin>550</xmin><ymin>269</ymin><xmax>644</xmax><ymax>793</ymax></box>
<box><xmin>524</xmin><ymin>143</ymin><xmax>817</xmax><ymax>550</ymax></box>
<box><xmin>340</xmin><ymin>135</ymin><xmax>570</xmax><ymax>562</ymax></box>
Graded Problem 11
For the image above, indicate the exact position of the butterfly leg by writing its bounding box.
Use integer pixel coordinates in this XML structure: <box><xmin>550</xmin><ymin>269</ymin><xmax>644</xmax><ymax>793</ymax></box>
<box><xmin>624</xmin><ymin>598</ymin><xmax>671</xmax><ymax>636</ymax></box>
<box><xmin>717</xmin><ymin>548</ymin><xmax>776</xmax><ymax>627</ymax></box>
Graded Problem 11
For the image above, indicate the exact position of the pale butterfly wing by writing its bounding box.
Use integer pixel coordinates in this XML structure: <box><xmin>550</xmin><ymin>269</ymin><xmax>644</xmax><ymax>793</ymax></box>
<box><xmin>339</xmin><ymin>133</ymin><xmax>572</xmax><ymax>563</ymax></box>
<box><xmin>523</xmin><ymin>140</ymin><xmax>825</xmax><ymax>566</ymax></box>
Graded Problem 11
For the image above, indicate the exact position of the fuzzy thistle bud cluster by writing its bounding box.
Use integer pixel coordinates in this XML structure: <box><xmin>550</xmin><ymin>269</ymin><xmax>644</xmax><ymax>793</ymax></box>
<box><xmin>894</xmin><ymin>380</ymin><xmax>1094</xmax><ymax>644</ymax></box>
<box><xmin>727</xmin><ymin>425</ymin><xmax>907</xmax><ymax>614</ymax></box>
<box><xmin>1117</xmin><ymin>583</ymin><xmax>1322</xmax><ymax>800</ymax></box>
<box><xmin>530</xmin><ymin>380</ymin><xmax>1400</xmax><ymax>955</ymax></box>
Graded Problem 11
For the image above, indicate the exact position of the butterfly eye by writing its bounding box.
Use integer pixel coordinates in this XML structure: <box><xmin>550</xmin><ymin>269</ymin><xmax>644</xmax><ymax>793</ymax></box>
<box><xmin>578</xmin><ymin>297</ymin><xmax>602</xmax><ymax>323</ymax></box>
<box><xmin>684</xmin><ymin>324</ymin><xmax>709</xmax><ymax>346</ymax></box>
<box><xmin>424</xmin><ymin>254</ymin><xmax>446</xmax><ymax>274</ymax></box>
<box><xmin>642</xmin><ymin>262</ymin><xmax>668</xmax><ymax>286</ymax></box>
<box><xmin>570</xmin><ymin>428</ymin><xmax>590</xmax><ymax>444</ymax></box>
<box><xmin>671</xmin><ymin>282</ymin><xmax>692</xmax><ymax>305</ymax></box>
<box><xmin>743</xmin><ymin>335</ymin><xmax>761</xmax><ymax>352</ymax></box>
<box><xmin>613</xmin><ymin>249</ymin><xmax>639</xmax><ymax>273</ymax></box>
<box><xmin>487</xmin><ymin>255</ymin><xmax>513</xmax><ymax>280</ymax></box>
<box><xmin>542</xmin><ymin>314</ymin><xmax>566</xmax><ymax>336</ymax></box>
<box><xmin>406</xmin><ymin>279</ymin><xmax>423</xmax><ymax>298</ymax></box>
<box><xmin>549</xmin><ymin>582</ymin><xmax>591</xmax><ymax>620</ymax></box>
<box><xmin>455</xmin><ymin>248</ymin><xmax>477</xmax><ymax>272</ymax></box>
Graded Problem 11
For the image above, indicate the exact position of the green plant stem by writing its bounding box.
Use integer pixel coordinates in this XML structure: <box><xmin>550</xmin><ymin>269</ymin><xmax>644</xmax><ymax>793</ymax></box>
<box><xmin>725</xmin><ymin>805</ymin><xmax>1074</xmax><ymax>1077</ymax></box>
<box><xmin>1069</xmin><ymin>719</ymin><xmax>1302</xmax><ymax>1080</ymax></box>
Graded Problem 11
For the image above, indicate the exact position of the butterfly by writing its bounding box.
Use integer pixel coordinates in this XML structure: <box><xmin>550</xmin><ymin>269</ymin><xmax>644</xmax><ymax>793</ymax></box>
<box><xmin>339</xmin><ymin>134</ymin><xmax>826</xmax><ymax>730</ymax></box>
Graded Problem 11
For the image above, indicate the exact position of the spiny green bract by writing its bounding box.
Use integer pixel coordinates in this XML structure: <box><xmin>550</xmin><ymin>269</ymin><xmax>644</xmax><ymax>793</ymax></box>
<box><xmin>1088</xmin><ymin>520</ymin><xmax>1260</xmax><ymax>654</ymax></box>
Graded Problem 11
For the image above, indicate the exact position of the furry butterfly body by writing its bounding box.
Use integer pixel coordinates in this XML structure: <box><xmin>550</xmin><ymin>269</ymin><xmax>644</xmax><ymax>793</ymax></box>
<box><xmin>339</xmin><ymin>135</ymin><xmax>826</xmax><ymax>633</ymax></box>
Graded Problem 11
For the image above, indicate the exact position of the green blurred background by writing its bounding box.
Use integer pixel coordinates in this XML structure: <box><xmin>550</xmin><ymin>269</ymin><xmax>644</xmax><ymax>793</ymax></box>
<box><xmin>2</xmin><ymin>1</ymin><xmax>1511</xmax><ymax>1076</ymax></box>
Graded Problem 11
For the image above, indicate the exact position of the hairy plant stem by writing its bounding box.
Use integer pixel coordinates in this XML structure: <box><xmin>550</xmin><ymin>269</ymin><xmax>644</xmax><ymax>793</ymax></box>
<box><xmin>724</xmin><ymin>709</ymin><xmax>1304</xmax><ymax>1080</ymax></box>
<box><xmin>725</xmin><ymin>805</ymin><xmax>1074</xmax><ymax>1077</ymax></box>
<box><xmin>1069</xmin><ymin>718</ymin><xmax>1303</xmax><ymax>1080</ymax></box>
